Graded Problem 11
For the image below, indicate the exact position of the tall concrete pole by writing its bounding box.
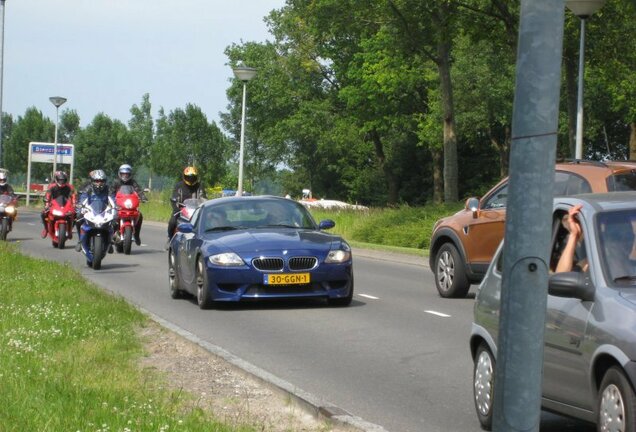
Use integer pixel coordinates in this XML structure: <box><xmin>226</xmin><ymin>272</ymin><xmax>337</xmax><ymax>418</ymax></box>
<box><xmin>493</xmin><ymin>1</ymin><xmax>565</xmax><ymax>431</ymax></box>
<box><xmin>0</xmin><ymin>0</ymin><xmax>6</xmax><ymax>167</ymax></box>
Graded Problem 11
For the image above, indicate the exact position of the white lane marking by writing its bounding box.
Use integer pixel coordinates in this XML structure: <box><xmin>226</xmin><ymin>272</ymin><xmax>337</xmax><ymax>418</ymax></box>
<box><xmin>424</xmin><ymin>310</ymin><xmax>451</xmax><ymax>318</ymax></box>
<box><xmin>358</xmin><ymin>294</ymin><xmax>380</xmax><ymax>300</ymax></box>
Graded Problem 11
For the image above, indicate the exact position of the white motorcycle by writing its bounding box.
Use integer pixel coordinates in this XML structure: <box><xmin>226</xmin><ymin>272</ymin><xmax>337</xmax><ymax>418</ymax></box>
<box><xmin>77</xmin><ymin>194</ymin><xmax>117</xmax><ymax>270</ymax></box>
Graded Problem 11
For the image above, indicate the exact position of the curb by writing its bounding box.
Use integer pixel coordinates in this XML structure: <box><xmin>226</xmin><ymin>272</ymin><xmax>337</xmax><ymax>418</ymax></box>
<box><xmin>143</xmin><ymin>308</ymin><xmax>390</xmax><ymax>432</ymax></box>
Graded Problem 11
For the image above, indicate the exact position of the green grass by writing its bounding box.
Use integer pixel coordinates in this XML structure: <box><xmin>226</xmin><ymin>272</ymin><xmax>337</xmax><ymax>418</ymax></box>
<box><xmin>0</xmin><ymin>242</ymin><xmax>252</xmax><ymax>432</ymax></box>
<box><xmin>309</xmin><ymin>203</ymin><xmax>464</xmax><ymax>253</ymax></box>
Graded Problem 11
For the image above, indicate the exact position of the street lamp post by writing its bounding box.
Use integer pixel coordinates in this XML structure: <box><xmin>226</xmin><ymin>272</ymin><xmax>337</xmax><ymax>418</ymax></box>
<box><xmin>49</xmin><ymin>96</ymin><xmax>67</xmax><ymax>175</ymax></box>
<box><xmin>0</xmin><ymin>0</ymin><xmax>6</xmax><ymax>167</ymax></box>
<box><xmin>232</xmin><ymin>64</ymin><xmax>257</xmax><ymax>197</ymax></box>
<box><xmin>566</xmin><ymin>0</ymin><xmax>605</xmax><ymax>160</ymax></box>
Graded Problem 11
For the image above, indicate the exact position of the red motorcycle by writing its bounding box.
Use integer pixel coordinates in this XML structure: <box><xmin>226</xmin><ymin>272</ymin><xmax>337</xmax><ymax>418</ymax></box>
<box><xmin>45</xmin><ymin>195</ymin><xmax>75</xmax><ymax>249</ymax></box>
<box><xmin>114</xmin><ymin>184</ymin><xmax>141</xmax><ymax>255</ymax></box>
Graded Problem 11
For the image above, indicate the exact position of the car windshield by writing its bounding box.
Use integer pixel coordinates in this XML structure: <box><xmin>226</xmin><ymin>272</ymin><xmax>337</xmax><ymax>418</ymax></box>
<box><xmin>597</xmin><ymin>209</ymin><xmax>636</xmax><ymax>285</ymax></box>
<box><xmin>607</xmin><ymin>171</ymin><xmax>636</xmax><ymax>192</ymax></box>
<box><xmin>203</xmin><ymin>199</ymin><xmax>317</xmax><ymax>232</ymax></box>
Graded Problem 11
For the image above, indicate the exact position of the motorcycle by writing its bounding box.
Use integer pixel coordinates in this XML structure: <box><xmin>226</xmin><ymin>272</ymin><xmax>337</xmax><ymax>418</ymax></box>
<box><xmin>45</xmin><ymin>195</ymin><xmax>75</xmax><ymax>249</ymax></box>
<box><xmin>77</xmin><ymin>193</ymin><xmax>117</xmax><ymax>270</ymax></box>
<box><xmin>114</xmin><ymin>185</ymin><xmax>141</xmax><ymax>255</ymax></box>
<box><xmin>0</xmin><ymin>194</ymin><xmax>18</xmax><ymax>241</ymax></box>
<box><xmin>171</xmin><ymin>197</ymin><xmax>205</xmax><ymax>222</ymax></box>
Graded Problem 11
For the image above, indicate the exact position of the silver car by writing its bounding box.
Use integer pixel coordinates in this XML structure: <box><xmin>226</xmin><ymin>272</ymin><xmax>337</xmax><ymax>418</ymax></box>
<box><xmin>470</xmin><ymin>192</ymin><xmax>636</xmax><ymax>431</ymax></box>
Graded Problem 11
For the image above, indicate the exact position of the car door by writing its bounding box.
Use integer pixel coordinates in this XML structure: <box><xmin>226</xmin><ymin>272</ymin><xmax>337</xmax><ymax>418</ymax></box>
<box><xmin>464</xmin><ymin>183</ymin><xmax>508</xmax><ymax>266</ymax></box>
<box><xmin>542</xmin><ymin>207</ymin><xmax>595</xmax><ymax>410</ymax></box>
<box><xmin>178</xmin><ymin>207</ymin><xmax>202</xmax><ymax>287</ymax></box>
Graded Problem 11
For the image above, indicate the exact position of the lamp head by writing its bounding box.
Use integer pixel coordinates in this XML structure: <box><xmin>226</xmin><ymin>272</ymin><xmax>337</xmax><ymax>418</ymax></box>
<box><xmin>566</xmin><ymin>0</ymin><xmax>606</xmax><ymax>18</ymax></box>
<box><xmin>232</xmin><ymin>64</ymin><xmax>257</xmax><ymax>82</ymax></box>
<box><xmin>49</xmin><ymin>96</ymin><xmax>67</xmax><ymax>108</ymax></box>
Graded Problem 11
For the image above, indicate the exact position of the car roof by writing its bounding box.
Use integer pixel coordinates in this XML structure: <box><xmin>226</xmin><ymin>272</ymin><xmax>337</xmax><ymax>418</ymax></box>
<box><xmin>556</xmin><ymin>191</ymin><xmax>636</xmax><ymax>213</ymax></box>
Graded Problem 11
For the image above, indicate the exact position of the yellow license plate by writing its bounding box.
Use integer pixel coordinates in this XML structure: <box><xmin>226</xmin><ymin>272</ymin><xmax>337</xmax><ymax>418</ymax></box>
<box><xmin>264</xmin><ymin>273</ymin><xmax>311</xmax><ymax>285</ymax></box>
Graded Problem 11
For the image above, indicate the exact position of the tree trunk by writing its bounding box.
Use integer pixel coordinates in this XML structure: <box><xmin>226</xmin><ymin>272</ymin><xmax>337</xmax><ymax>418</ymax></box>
<box><xmin>437</xmin><ymin>39</ymin><xmax>458</xmax><ymax>203</ymax></box>
<box><xmin>432</xmin><ymin>148</ymin><xmax>443</xmax><ymax>204</ymax></box>
<box><xmin>630</xmin><ymin>122</ymin><xmax>636</xmax><ymax>160</ymax></box>
<box><xmin>368</xmin><ymin>130</ymin><xmax>399</xmax><ymax>205</ymax></box>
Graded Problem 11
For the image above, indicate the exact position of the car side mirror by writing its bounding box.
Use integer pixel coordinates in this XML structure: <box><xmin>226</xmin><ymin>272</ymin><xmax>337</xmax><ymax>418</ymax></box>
<box><xmin>319</xmin><ymin>219</ymin><xmax>335</xmax><ymax>230</ymax></box>
<box><xmin>466</xmin><ymin>197</ymin><xmax>480</xmax><ymax>219</ymax></box>
<box><xmin>548</xmin><ymin>271</ymin><xmax>595</xmax><ymax>302</ymax></box>
<box><xmin>176</xmin><ymin>223</ymin><xmax>194</xmax><ymax>234</ymax></box>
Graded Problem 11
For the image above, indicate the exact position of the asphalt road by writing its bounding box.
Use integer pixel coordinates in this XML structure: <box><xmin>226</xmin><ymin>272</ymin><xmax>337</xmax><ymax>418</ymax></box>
<box><xmin>7</xmin><ymin>209</ymin><xmax>596</xmax><ymax>432</ymax></box>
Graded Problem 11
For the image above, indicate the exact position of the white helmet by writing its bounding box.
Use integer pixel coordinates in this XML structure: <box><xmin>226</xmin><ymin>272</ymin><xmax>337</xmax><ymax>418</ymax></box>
<box><xmin>118</xmin><ymin>164</ymin><xmax>132</xmax><ymax>182</ymax></box>
<box><xmin>0</xmin><ymin>170</ymin><xmax>7</xmax><ymax>186</ymax></box>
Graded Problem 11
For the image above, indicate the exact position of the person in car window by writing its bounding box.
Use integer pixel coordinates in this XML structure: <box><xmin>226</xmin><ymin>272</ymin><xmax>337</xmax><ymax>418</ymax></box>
<box><xmin>555</xmin><ymin>204</ymin><xmax>589</xmax><ymax>273</ymax></box>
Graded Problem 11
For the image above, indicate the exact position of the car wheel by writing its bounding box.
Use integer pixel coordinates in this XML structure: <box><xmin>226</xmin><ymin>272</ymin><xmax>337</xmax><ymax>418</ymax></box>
<box><xmin>168</xmin><ymin>250</ymin><xmax>184</xmax><ymax>299</ymax></box>
<box><xmin>435</xmin><ymin>243</ymin><xmax>470</xmax><ymax>298</ymax></box>
<box><xmin>597</xmin><ymin>366</ymin><xmax>636</xmax><ymax>432</ymax></box>
<box><xmin>473</xmin><ymin>342</ymin><xmax>494</xmax><ymax>431</ymax></box>
<box><xmin>196</xmin><ymin>256</ymin><xmax>214</xmax><ymax>310</ymax></box>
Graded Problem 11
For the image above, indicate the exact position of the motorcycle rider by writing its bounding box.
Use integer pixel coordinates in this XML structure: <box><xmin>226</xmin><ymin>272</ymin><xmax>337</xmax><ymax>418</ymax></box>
<box><xmin>0</xmin><ymin>170</ymin><xmax>16</xmax><ymax>197</ymax></box>
<box><xmin>167</xmin><ymin>166</ymin><xmax>207</xmax><ymax>240</ymax></box>
<box><xmin>111</xmin><ymin>164</ymin><xmax>147</xmax><ymax>246</ymax></box>
<box><xmin>75</xmin><ymin>169</ymin><xmax>113</xmax><ymax>253</ymax></box>
<box><xmin>40</xmin><ymin>170</ymin><xmax>75</xmax><ymax>238</ymax></box>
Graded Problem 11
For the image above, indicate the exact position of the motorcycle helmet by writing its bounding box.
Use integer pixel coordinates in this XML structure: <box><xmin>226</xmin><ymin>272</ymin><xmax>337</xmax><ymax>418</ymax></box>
<box><xmin>54</xmin><ymin>170</ymin><xmax>68</xmax><ymax>187</ymax></box>
<box><xmin>90</xmin><ymin>169</ymin><xmax>107</xmax><ymax>193</ymax></box>
<box><xmin>0</xmin><ymin>171</ymin><xmax>6</xmax><ymax>186</ymax></box>
<box><xmin>118</xmin><ymin>164</ymin><xmax>132</xmax><ymax>182</ymax></box>
<box><xmin>183</xmin><ymin>166</ymin><xmax>199</xmax><ymax>186</ymax></box>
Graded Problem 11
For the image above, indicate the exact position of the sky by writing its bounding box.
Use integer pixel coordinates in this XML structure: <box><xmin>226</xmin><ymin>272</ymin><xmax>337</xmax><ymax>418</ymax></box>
<box><xmin>2</xmin><ymin>0</ymin><xmax>286</xmax><ymax>129</ymax></box>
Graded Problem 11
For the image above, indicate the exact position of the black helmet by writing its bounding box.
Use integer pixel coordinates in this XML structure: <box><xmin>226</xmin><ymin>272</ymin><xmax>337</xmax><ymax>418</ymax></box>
<box><xmin>118</xmin><ymin>164</ymin><xmax>132</xmax><ymax>182</ymax></box>
<box><xmin>54</xmin><ymin>170</ymin><xmax>68</xmax><ymax>187</ymax></box>
<box><xmin>90</xmin><ymin>169</ymin><xmax>107</xmax><ymax>193</ymax></box>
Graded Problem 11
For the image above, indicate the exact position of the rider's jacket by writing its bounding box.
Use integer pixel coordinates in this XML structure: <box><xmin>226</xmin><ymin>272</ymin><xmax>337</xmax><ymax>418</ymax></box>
<box><xmin>45</xmin><ymin>183</ymin><xmax>75</xmax><ymax>207</ymax></box>
<box><xmin>170</xmin><ymin>180</ymin><xmax>207</xmax><ymax>212</ymax></box>
<box><xmin>111</xmin><ymin>178</ymin><xmax>147</xmax><ymax>201</ymax></box>
<box><xmin>0</xmin><ymin>183</ymin><xmax>15</xmax><ymax>196</ymax></box>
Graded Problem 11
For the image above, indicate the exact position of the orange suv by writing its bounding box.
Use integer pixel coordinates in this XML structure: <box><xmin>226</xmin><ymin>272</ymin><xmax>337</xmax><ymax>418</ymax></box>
<box><xmin>429</xmin><ymin>160</ymin><xmax>636</xmax><ymax>298</ymax></box>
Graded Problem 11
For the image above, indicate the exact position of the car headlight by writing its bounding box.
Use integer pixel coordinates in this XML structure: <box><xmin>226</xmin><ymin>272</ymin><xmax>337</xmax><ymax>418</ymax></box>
<box><xmin>325</xmin><ymin>249</ymin><xmax>351</xmax><ymax>263</ymax></box>
<box><xmin>209</xmin><ymin>252</ymin><xmax>244</xmax><ymax>266</ymax></box>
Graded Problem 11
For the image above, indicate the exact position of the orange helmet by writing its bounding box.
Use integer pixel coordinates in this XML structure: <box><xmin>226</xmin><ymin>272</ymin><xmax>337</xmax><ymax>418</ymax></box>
<box><xmin>183</xmin><ymin>166</ymin><xmax>199</xmax><ymax>186</ymax></box>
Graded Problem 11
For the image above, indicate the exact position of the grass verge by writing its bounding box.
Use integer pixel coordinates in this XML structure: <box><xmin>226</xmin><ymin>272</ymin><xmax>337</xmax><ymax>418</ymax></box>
<box><xmin>0</xmin><ymin>241</ymin><xmax>252</xmax><ymax>432</ymax></box>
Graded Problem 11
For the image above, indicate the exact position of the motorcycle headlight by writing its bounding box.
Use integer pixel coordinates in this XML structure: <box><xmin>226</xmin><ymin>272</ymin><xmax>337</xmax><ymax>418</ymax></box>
<box><xmin>124</xmin><ymin>199</ymin><xmax>133</xmax><ymax>209</ymax></box>
<box><xmin>209</xmin><ymin>252</ymin><xmax>244</xmax><ymax>266</ymax></box>
<box><xmin>325</xmin><ymin>249</ymin><xmax>351</xmax><ymax>263</ymax></box>
<box><xmin>5</xmin><ymin>206</ymin><xmax>15</xmax><ymax>215</ymax></box>
<box><xmin>52</xmin><ymin>209</ymin><xmax>64</xmax><ymax>217</ymax></box>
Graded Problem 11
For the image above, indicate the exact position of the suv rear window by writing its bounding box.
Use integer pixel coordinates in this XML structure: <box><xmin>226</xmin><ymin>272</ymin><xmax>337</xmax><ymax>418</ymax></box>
<box><xmin>607</xmin><ymin>171</ymin><xmax>636</xmax><ymax>192</ymax></box>
<box><xmin>554</xmin><ymin>171</ymin><xmax>592</xmax><ymax>196</ymax></box>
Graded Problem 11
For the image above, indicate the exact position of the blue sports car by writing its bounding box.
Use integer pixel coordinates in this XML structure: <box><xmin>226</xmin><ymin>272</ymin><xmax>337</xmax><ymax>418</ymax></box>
<box><xmin>168</xmin><ymin>196</ymin><xmax>354</xmax><ymax>309</ymax></box>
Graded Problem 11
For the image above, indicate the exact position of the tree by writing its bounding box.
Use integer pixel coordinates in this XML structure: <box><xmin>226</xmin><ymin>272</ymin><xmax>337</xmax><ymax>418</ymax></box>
<box><xmin>74</xmin><ymin>113</ymin><xmax>135</xmax><ymax>179</ymax></box>
<box><xmin>4</xmin><ymin>107</ymin><xmax>54</xmax><ymax>179</ymax></box>
<box><xmin>129</xmin><ymin>94</ymin><xmax>155</xmax><ymax>188</ymax></box>
<box><xmin>153</xmin><ymin>104</ymin><xmax>231</xmax><ymax>188</ymax></box>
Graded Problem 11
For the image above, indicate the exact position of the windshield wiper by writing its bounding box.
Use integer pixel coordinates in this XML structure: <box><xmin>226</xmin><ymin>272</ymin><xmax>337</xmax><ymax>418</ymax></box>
<box><xmin>264</xmin><ymin>224</ymin><xmax>298</xmax><ymax>228</ymax></box>
<box><xmin>205</xmin><ymin>226</ymin><xmax>238</xmax><ymax>232</ymax></box>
